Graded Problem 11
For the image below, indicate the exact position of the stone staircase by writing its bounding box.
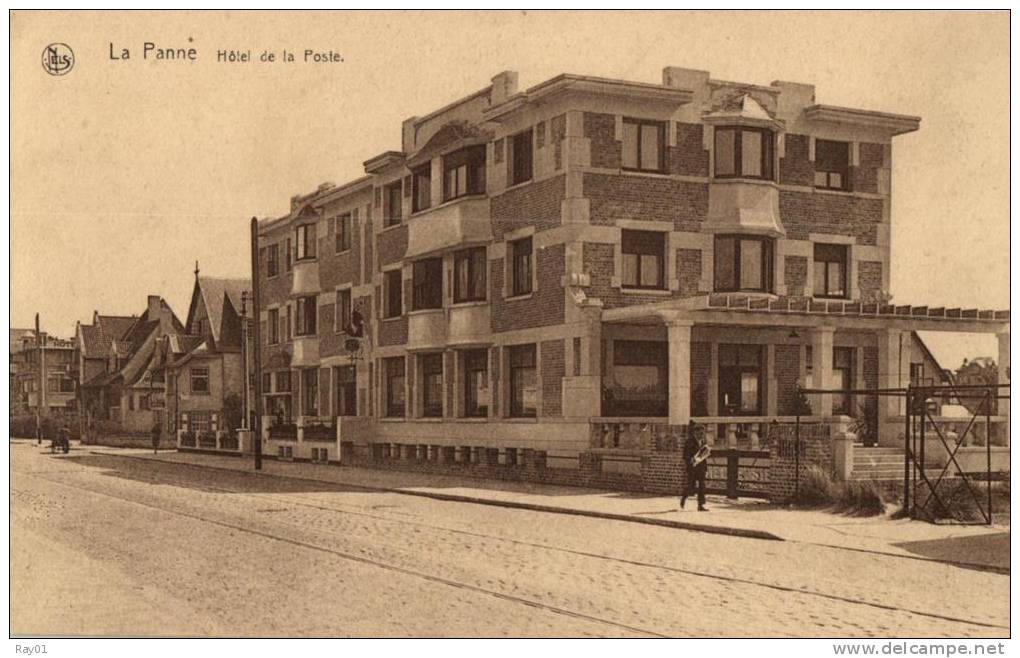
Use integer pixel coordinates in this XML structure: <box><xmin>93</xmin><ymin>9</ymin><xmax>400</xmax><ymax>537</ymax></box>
<box><xmin>851</xmin><ymin>446</ymin><xmax>908</xmax><ymax>481</ymax></box>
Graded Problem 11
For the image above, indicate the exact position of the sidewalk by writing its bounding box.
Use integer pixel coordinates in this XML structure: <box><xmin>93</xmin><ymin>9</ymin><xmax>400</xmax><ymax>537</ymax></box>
<box><xmin>85</xmin><ymin>444</ymin><xmax>1009</xmax><ymax>572</ymax></box>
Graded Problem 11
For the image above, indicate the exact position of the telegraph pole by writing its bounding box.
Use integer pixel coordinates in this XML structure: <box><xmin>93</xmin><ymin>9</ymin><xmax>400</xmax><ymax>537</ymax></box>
<box><xmin>35</xmin><ymin>313</ymin><xmax>45</xmax><ymax>445</ymax></box>
<box><xmin>240</xmin><ymin>290</ymin><xmax>249</xmax><ymax>430</ymax></box>
<box><xmin>250</xmin><ymin>217</ymin><xmax>263</xmax><ymax>470</ymax></box>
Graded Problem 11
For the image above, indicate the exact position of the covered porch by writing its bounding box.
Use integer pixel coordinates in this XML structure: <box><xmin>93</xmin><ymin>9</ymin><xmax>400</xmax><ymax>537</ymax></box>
<box><xmin>577</xmin><ymin>294</ymin><xmax>1009</xmax><ymax>450</ymax></box>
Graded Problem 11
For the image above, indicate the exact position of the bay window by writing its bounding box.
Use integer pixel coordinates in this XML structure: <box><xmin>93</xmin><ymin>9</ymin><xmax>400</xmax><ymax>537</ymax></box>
<box><xmin>443</xmin><ymin>145</ymin><xmax>486</xmax><ymax>201</ymax></box>
<box><xmin>412</xmin><ymin>258</ymin><xmax>443</xmax><ymax>310</ymax></box>
<box><xmin>295</xmin><ymin>224</ymin><xmax>316</xmax><ymax>261</ymax></box>
<box><xmin>714</xmin><ymin>235</ymin><xmax>774</xmax><ymax>293</ymax></box>
<box><xmin>295</xmin><ymin>296</ymin><xmax>317</xmax><ymax>336</ymax></box>
<box><xmin>714</xmin><ymin>126</ymin><xmax>774</xmax><ymax>180</ymax></box>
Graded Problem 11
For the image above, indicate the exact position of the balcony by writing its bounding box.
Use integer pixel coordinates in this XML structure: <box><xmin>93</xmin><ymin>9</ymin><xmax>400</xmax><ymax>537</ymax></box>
<box><xmin>405</xmin><ymin>196</ymin><xmax>493</xmax><ymax>258</ymax></box>
<box><xmin>447</xmin><ymin>303</ymin><xmax>491</xmax><ymax>346</ymax></box>
<box><xmin>291</xmin><ymin>335</ymin><xmax>320</xmax><ymax>367</ymax></box>
<box><xmin>292</xmin><ymin>258</ymin><xmax>321</xmax><ymax>295</ymax></box>
<box><xmin>706</xmin><ymin>179</ymin><xmax>784</xmax><ymax>237</ymax></box>
<box><xmin>407</xmin><ymin>309</ymin><xmax>446</xmax><ymax>350</ymax></box>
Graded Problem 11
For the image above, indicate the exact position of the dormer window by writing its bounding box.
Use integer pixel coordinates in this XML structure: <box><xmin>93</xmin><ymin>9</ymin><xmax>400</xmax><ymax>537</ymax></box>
<box><xmin>443</xmin><ymin>145</ymin><xmax>486</xmax><ymax>202</ymax></box>
<box><xmin>815</xmin><ymin>139</ymin><xmax>850</xmax><ymax>191</ymax></box>
<box><xmin>714</xmin><ymin>126</ymin><xmax>774</xmax><ymax>180</ymax></box>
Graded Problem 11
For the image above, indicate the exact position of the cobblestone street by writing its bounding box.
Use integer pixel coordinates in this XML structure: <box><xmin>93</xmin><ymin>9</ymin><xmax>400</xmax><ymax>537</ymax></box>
<box><xmin>10</xmin><ymin>442</ymin><xmax>1009</xmax><ymax>638</ymax></box>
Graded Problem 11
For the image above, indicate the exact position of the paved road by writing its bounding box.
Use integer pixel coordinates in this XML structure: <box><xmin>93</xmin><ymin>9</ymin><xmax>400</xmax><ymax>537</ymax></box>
<box><xmin>10</xmin><ymin>442</ymin><xmax>1009</xmax><ymax>637</ymax></box>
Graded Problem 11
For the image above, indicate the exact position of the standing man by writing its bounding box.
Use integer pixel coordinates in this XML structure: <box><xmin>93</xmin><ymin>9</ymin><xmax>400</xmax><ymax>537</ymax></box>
<box><xmin>150</xmin><ymin>421</ymin><xmax>161</xmax><ymax>454</ymax></box>
<box><xmin>681</xmin><ymin>420</ymin><xmax>709</xmax><ymax>512</ymax></box>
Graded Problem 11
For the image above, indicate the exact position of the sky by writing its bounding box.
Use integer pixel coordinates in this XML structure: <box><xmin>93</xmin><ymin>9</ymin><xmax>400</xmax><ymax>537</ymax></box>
<box><xmin>9</xmin><ymin>10</ymin><xmax>1009</xmax><ymax>368</ymax></box>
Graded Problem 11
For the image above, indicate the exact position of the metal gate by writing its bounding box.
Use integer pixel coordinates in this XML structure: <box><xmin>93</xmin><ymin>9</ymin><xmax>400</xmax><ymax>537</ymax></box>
<box><xmin>704</xmin><ymin>448</ymin><xmax>771</xmax><ymax>499</ymax></box>
<box><xmin>905</xmin><ymin>384</ymin><xmax>1009</xmax><ymax>525</ymax></box>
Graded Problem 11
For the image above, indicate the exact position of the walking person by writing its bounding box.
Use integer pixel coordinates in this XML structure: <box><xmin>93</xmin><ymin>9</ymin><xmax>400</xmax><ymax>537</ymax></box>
<box><xmin>151</xmin><ymin>421</ymin><xmax>161</xmax><ymax>454</ymax></box>
<box><xmin>680</xmin><ymin>420</ymin><xmax>710</xmax><ymax>511</ymax></box>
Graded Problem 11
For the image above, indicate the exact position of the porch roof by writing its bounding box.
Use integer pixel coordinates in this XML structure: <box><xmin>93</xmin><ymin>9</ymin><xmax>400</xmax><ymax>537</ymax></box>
<box><xmin>600</xmin><ymin>293</ymin><xmax>1009</xmax><ymax>334</ymax></box>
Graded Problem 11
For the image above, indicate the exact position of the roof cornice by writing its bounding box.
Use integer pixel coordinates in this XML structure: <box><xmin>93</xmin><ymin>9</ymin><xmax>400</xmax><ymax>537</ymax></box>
<box><xmin>803</xmin><ymin>104</ymin><xmax>921</xmax><ymax>136</ymax></box>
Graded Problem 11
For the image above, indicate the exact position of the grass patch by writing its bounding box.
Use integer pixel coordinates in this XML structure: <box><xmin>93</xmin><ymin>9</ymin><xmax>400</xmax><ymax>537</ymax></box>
<box><xmin>794</xmin><ymin>465</ymin><xmax>887</xmax><ymax>516</ymax></box>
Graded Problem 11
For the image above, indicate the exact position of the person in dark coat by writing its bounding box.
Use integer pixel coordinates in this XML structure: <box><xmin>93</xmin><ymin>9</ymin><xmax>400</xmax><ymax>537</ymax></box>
<box><xmin>681</xmin><ymin>420</ymin><xmax>709</xmax><ymax>511</ymax></box>
<box><xmin>150</xmin><ymin>422</ymin><xmax>161</xmax><ymax>454</ymax></box>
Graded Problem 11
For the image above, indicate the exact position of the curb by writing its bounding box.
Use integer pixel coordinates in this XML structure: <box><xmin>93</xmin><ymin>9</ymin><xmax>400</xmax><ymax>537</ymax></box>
<box><xmin>88</xmin><ymin>449</ymin><xmax>784</xmax><ymax>542</ymax></box>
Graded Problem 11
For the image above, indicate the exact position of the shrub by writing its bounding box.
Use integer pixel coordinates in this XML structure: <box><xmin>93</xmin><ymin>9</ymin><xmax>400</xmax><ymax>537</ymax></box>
<box><xmin>837</xmin><ymin>480</ymin><xmax>886</xmax><ymax>516</ymax></box>
<box><xmin>795</xmin><ymin>465</ymin><xmax>839</xmax><ymax>507</ymax></box>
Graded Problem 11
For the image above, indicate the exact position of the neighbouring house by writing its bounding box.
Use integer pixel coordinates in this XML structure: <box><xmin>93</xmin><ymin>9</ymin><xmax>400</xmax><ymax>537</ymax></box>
<box><xmin>253</xmin><ymin>66</ymin><xmax>1009</xmax><ymax>491</ymax></box>
<box><xmin>74</xmin><ymin>296</ymin><xmax>184</xmax><ymax>437</ymax></box>
<box><xmin>11</xmin><ymin>331</ymin><xmax>76</xmax><ymax>416</ymax></box>
<box><xmin>159</xmin><ymin>273</ymin><xmax>252</xmax><ymax>452</ymax></box>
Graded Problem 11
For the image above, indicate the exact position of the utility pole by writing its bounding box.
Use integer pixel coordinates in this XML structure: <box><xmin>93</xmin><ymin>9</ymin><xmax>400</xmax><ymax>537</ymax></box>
<box><xmin>250</xmin><ymin>217</ymin><xmax>263</xmax><ymax>470</ymax></box>
<box><xmin>35</xmin><ymin>313</ymin><xmax>45</xmax><ymax>445</ymax></box>
<box><xmin>240</xmin><ymin>290</ymin><xmax>249</xmax><ymax>430</ymax></box>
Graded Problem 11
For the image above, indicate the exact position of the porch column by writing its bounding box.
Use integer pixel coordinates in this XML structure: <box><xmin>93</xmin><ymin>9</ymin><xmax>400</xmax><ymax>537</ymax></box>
<box><xmin>876</xmin><ymin>329</ymin><xmax>910</xmax><ymax>445</ymax></box>
<box><xmin>766</xmin><ymin>344</ymin><xmax>778</xmax><ymax>416</ymax></box>
<box><xmin>706</xmin><ymin>342</ymin><xmax>719</xmax><ymax>416</ymax></box>
<box><xmin>661</xmin><ymin>312</ymin><xmax>693</xmax><ymax>425</ymax></box>
<box><xmin>810</xmin><ymin>326</ymin><xmax>835</xmax><ymax>417</ymax></box>
<box><xmin>998</xmin><ymin>331</ymin><xmax>1009</xmax><ymax>438</ymax></box>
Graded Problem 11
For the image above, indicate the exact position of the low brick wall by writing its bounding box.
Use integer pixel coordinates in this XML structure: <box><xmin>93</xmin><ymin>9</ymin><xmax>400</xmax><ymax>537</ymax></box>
<box><xmin>87</xmin><ymin>433</ymin><xmax>155</xmax><ymax>448</ymax></box>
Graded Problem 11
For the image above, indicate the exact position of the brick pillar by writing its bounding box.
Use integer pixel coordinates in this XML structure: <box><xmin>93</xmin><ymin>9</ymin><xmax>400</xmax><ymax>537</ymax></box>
<box><xmin>876</xmin><ymin>328</ymin><xmax>910</xmax><ymax>445</ymax></box>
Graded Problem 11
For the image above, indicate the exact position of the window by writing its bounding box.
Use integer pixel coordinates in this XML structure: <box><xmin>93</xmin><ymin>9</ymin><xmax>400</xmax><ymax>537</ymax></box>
<box><xmin>139</xmin><ymin>394</ymin><xmax>150</xmax><ymax>411</ymax></box>
<box><xmin>813</xmin><ymin>243</ymin><xmax>848</xmax><ymax>299</ymax></box>
<box><xmin>421</xmin><ymin>353</ymin><xmax>443</xmax><ymax>418</ymax></box>
<box><xmin>268</xmin><ymin>308</ymin><xmax>280</xmax><ymax>344</ymax></box>
<box><xmin>335</xmin><ymin>366</ymin><xmax>356</xmax><ymax>417</ymax></box>
<box><xmin>189</xmin><ymin>411</ymin><xmax>211</xmax><ymax>433</ymax></box>
<box><xmin>832</xmin><ymin>347</ymin><xmax>854</xmax><ymax>416</ymax></box>
<box><xmin>384</xmin><ymin>269</ymin><xmax>403</xmax><ymax>318</ymax></box>
<box><xmin>302</xmin><ymin>368</ymin><xmax>318</xmax><ymax>416</ymax></box>
<box><xmin>296</xmin><ymin>224</ymin><xmax>317</xmax><ymax>261</ymax></box>
<box><xmin>815</xmin><ymin>139</ymin><xmax>850</xmax><ymax>191</ymax></box>
<box><xmin>127</xmin><ymin>392</ymin><xmax>135</xmax><ymax>411</ymax></box>
<box><xmin>622</xmin><ymin>118</ymin><xmax>665</xmax><ymax>172</ymax></box>
<box><xmin>262</xmin><ymin>372</ymin><xmax>272</xmax><ymax>393</ymax></box>
<box><xmin>276</xmin><ymin>370</ymin><xmax>292</xmax><ymax>392</ymax></box>
<box><xmin>384</xmin><ymin>357</ymin><xmax>406</xmax><ymax>417</ymax></box>
<box><xmin>510</xmin><ymin>130</ymin><xmax>533</xmax><ymax>186</ymax></box>
<box><xmin>718</xmin><ymin>344</ymin><xmax>762</xmax><ymax>415</ymax></box>
<box><xmin>336</xmin><ymin>289</ymin><xmax>352</xmax><ymax>332</ymax></box>
<box><xmin>285</xmin><ymin>305</ymin><xmax>292</xmax><ymax>340</ymax></box>
<box><xmin>267</xmin><ymin>243</ymin><xmax>280</xmax><ymax>277</ymax></box>
<box><xmin>335</xmin><ymin>213</ymin><xmax>352</xmax><ymax>253</ymax></box>
<box><xmin>714</xmin><ymin>126</ymin><xmax>774</xmax><ymax>180</ymax></box>
<box><xmin>714</xmin><ymin>235</ymin><xmax>773</xmax><ymax>293</ymax></box>
<box><xmin>508</xmin><ymin>344</ymin><xmax>537</xmax><ymax>418</ymax></box>
<box><xmin>190</xmin><ymin>367</ymin><xmax>210</xmax><ymax>395</ymax></box>
<box><xmin>608</xmin><ymin>340</ymin><xmax>668</xmax><ymax>417</ymax></box>
<box><xmin>621</xmin><ymin>230</ymin><xmax>665</xmax><ymax>289</ymax></box>
<box><xmin>412</xmin><ymin>164</ymin><xmax>432</xmax><ymax>212</ymax></box>
<box><xmin>58</xmin><ymin>377</ymin><xmax>74</xmax><ymax>393</ymax></box>
<box><xmin>295</xmin><ymin>296</ymin><xmax>317</xmax><ymax>336</ymax></box>
<box><xmin>443</xmin><ymin>145</ymin><xmax>486</xmax><ymax>201</ymax></box>
<box><xmin>384</xmin><ymin>182</ymin><xmax>402</xmax><ymax>226</ymax></box>
<box><xmin>285</xmin><ymin>238</ymin><xmax>292</xmax><ymax>271</ymax></box>
<box><xmin>510</xmin><ymin>237</ymin><xmax>533</xmax><ymax>297</ymax></box>
<box><xmin>412</xmin><ymin>258</ymin><xmax>443</xmax><ymax>310</ymax></box>
<box><xmin>454</xmin><ymin>247</ymin><xmax>487</xmax><ymax>303</ymax></box>
<box><xmin>463</xmin><ymin>349</ymin><xmax>489</xmax><ymax>418</ymax></box>
<box><xmin>910</xmin><ymin>362</ymin><xmax>927</xmax><ymax>387</ymax></box>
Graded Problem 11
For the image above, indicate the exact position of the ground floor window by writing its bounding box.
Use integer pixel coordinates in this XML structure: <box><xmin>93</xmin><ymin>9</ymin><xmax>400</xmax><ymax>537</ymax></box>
<box><xmin>508</xmin><ymin>344</ymin><xmax>537</xmax><ymax>418</ymax></box>
<box><xmin>188</xmin><ymin>411</ymin><xmax>211</xmax><ymax>432</ymax></box>
<box><xmin>832</xmin><ymin>346</ymin><xmax>854</xmax><ymax>416</ymax></box>
<box><xmin>302</xmin><ymin>368</ymin><xmax>318</xmax><ymax>416</ymax></box>
<box><xmin>463</xmin><ymin>349</ymin><xmax>489</xmax><ymax>418</ymax></box>
<box><xmin>718</xmin><ymin>344</ymin><xmax>763</xmax><ymax>415</ymax></box>
<box><xmin>267</xmin><ymin>395</ymin><xmax>292</xmax><ymax>424</ymax></box>
<box><xmin>421</xmin><ymin>353</ymin><xmax>443</xmax><ymax>417</ymax></box>
<box><xmin>606</xmin><ymin>340</ymin><xmax>668</xmax><ymax>417</ymax></box>
<box><xmin>385</xmin><ymin>357</ymin><xmax>406</xmax><ymax>418</ymax></box>
<box><xmin>335</xmin><ymin>366</ymin><xmax>356</xmax><ymax>417</ymax></box>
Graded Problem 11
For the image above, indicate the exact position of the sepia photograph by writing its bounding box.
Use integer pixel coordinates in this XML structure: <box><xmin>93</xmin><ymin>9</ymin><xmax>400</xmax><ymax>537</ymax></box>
<box><xmin>7</xmin><ymin>9</ymin><xmax>1011</xmax><ymax>647</ymax></box>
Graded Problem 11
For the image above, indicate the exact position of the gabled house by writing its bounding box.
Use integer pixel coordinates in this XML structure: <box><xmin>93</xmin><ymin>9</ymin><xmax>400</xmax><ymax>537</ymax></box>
<box><xmin>74</xmin><ymin>296</ymin><xmax>184</xmax><ymax>435</ymax></box>
<box><xmin>158</xmin><ymin>274</ymin><xmax>252</xmax><ymax>451</ymax></box>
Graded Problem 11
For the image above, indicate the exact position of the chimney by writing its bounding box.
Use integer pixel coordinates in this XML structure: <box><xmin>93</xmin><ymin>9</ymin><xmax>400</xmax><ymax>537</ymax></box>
<box><xmin>147</xmin><ymin>295</ymin><xmax>161</xmax><ymax>318</ymax></box>
<box><xmin>662</xmin><ymin>67</ymin><xmax>710</xmax><ymax>91</ymax></box>
<box><xmin>490</xmin><ymin>70</ymin><xmax>519</xmax><ymax>107</ymax></box>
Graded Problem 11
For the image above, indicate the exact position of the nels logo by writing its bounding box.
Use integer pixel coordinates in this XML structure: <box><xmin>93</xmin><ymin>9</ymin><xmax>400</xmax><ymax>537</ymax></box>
<box><xmin>42</xmin><ymin>43</ymin><xmax>74</xmax><ymax>76</ymax></box>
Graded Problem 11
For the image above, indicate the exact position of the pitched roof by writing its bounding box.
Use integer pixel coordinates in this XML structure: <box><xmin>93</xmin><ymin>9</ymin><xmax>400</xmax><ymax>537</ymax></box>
<box><xmin>198</xmin><ymin>276</ymin><xmax>251</xmax><ymax>343</ymax></box>
<box><xmin>79</xmin><ymin>323</ymin><xmax>110</xmax><ymax>357</ymax></box>
<box><xmin>97</xmin><ymin>315</ymin><xmax>138</xmax><ymax>342</ymax></box>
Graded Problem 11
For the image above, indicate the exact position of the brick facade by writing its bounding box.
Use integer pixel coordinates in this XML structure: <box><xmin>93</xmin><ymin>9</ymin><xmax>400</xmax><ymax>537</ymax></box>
<box><xmin>583</xmin><ymin>112</ymin><xmax>619</xmax><ymax>169</ymax></box>
<box><xmin>584</xmin><ymin>173</ymin><xmax>707</xmax><ymax>232</ymax></box>
<box><xmin>670</xmin><ymin>122</ymin><xmax>709</xmax><ymax>177</ymax></box>
<box><xmin>784</xmin><ymin>255</ymin><xmax>808</xmax><ymax>297</ymax></box>
<box><xmin>857</xmin><ymin>260</ymin><xmax>884</xmax><ymax>302</ymax></box>
<box><xmin>677</xmin><ymin>248</ymin><xmax>703</xmax><ymax>297</ymax></box>
<box><xmin>491</xmin><ymin>243</ymin><xmax>566</xmax><ymax>332</ymax></box>
<box><xmin>540</xmin><ymin>339</ymin><xmax>564</xmax><ymax>417</ymax></box>
<box><xmin>376</xmin><ymin>225</ymin><xmax>408</xmax><ymax>269</ymax></box>
<box><xmin>779</xmin><ymin>190</ymin><xmax>882</xmax><ymax>246</ymax></box>
<box><xmin>775</xmin><ymin>344</ymin><xmax>802</xmax><ymax>415</ymax></box>
<box><xmin>780</xmin><ymin>133</ymin><xmax>814</xmax><ymax>186</ymax></box>
<box><xmin>491</xmin><ymin>174</ymin><xmax>565</xmax><ymax>240</ymax></box>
